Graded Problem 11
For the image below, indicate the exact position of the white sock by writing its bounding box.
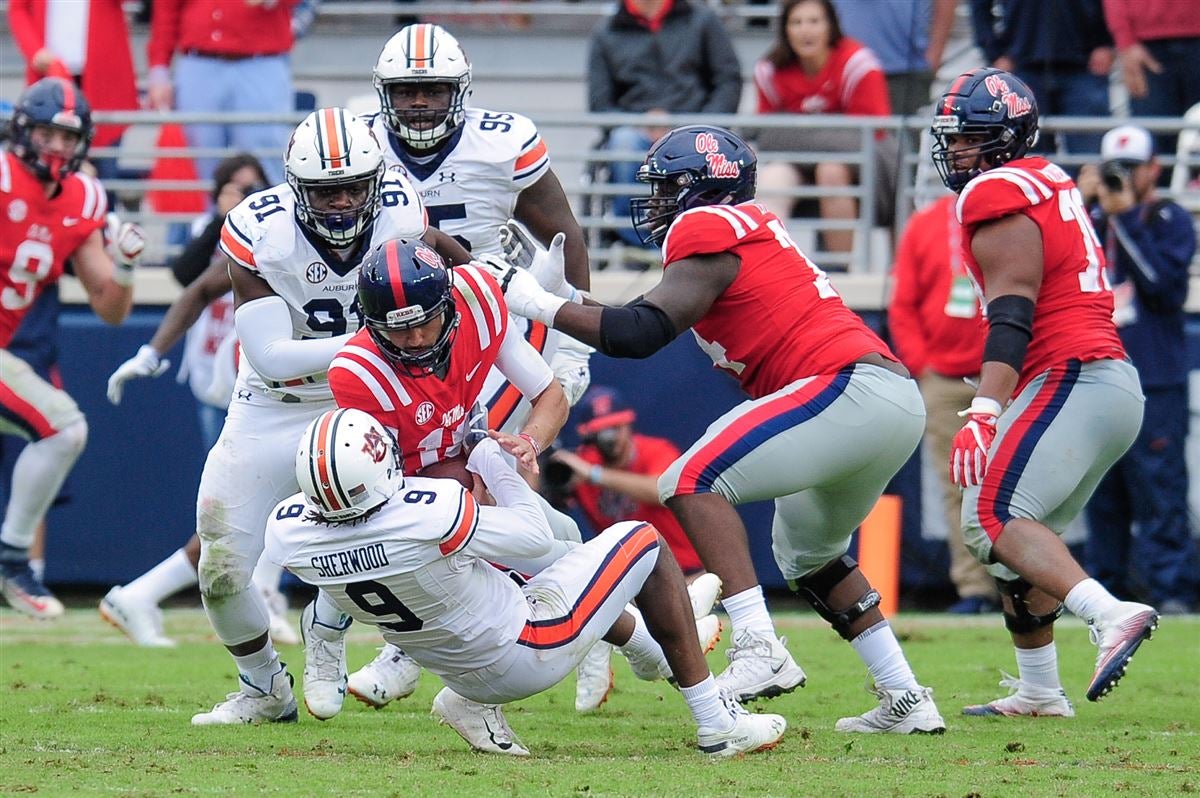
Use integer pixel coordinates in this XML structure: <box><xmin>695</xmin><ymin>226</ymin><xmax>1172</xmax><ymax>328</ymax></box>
<box><xmin>617</xmin><ymin>606</ymin><xmax>669</xmax><ymax>680</ymax></box>
<box><xmin>306</xmin><ymin>590</ymin><xmax>351</xmax><ymax>641</ymax></box>
<box><xmin>123</xmin><ymin>549</ymin><xmax>197</xmax><ymax>605</ymax></box>
<box><xmin>850</xmin><ymin>621</ymin><xmax>919</xmax><ymax>690</ymax></box>
<box><xmin>719</xmin><ymin>586</ymin><xmax>775</xmax><ymax>639</ymax></box>
<box><xmin>0</xmin><ymin>421</ymin><xmax>86</xmax><ymax>550</ymax></box>
<box><xmin>1064</xmin><ymin>578</ymin><xmax>1120</xmax><ymax>624</ymax></box>
<box><xmin>233</xmin><ymin>645</ymin><xmax>284</xmax><ymax>696</ymax></box>
<box><xmin>29</xmin><ymin>558</ymin><xmax>45</xmax><ymax>583</ymax></box>
<box><xmin>1014</xmin><ymin>642</ymin><xmax>1061</xmax><ymax>691</ymax></box>
<box><xmin>681</xmin><ymin>674</ymin><xmax>734</xmax><ymax>732</ymax></box>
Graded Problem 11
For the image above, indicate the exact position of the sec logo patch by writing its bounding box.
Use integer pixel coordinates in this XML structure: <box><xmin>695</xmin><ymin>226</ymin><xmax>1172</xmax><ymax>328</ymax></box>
<box><xmin>8</xmin><ymin>199</ymin><xmax>27</xmax><ymax>223</ymax></box>
<box><xmin>416</xmin><ymin>401</ymin><xmax>435</xmax><ymax>425</ymax></box>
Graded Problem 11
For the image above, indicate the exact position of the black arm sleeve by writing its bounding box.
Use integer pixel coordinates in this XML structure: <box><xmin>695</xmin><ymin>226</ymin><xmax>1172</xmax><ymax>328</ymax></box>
<box><xmin>598</xmin><ymin>298</ymin><xmax>678</xmax><ymax>359</ymax></box>
<box><xmin>169</xmin><ymin>216</ymin><xmax>223</xmax><ymax>287</ymax></box>
<box><xmin>983</xmin><ymin>294</ymin><xmax>1035</xmax><ymax>372</ymax></box>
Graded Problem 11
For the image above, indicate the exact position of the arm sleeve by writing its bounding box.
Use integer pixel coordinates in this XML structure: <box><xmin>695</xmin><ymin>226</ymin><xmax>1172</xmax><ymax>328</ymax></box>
<box><xmin>462</xmin><ymin>440</ymin><xmax>554</xmax><ymax>562</ymax></box>
<box><xmin>701</xmin><ymin>15</ymin><xmax>743</xmax><ymax>113</ymax></box>
<box><xmin>1109</xmin><ymin>203</ymin><xmax>1196</xmax><ymax>313</ymax></box>
<box><xmin>170</xmin><ymin>216</ymin><xmax>222</xmax><ymax>287</ymax></box>
<box><xmin>148</xmin><ymin>0</ymin><xmax>183</xmax><ymax>69</ymax></box>
<box><xmin>753</xmin><ymin>60</ymin><xmax>781</xmax><ymax>113</ymax></box>
<box><xmin>844</xmin><ymin>56</ymin><xmax>893</xmax><ymax>116</ymax></box>
<box><xmin>494</xmin><ymin>323</ymin><xmax>555</xmax><ymax>400</ymax></box>
<box><xmin>7</xmin><ymin>0</ymin><xmax>43</xmax><ymax>63</ymax></box>
<box><xmin>234</xmin><ymin>295</ymin><xmax>353</xmax><ymax>383</ymax></box>
<box><xmin>886</xmin><ymin>214</ymin><xmax>931</xmax><ymax>375</ymax></box>
<box><xmin>1102</xmin><ymin>0</ymin><xmax>1137</xmax><ymax>49</ymax></box>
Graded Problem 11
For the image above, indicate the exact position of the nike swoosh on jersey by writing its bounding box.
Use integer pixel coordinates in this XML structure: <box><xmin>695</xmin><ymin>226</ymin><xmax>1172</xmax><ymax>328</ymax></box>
<box><xmin>465</xmin><ymin>363</ymin><xmax>482</xmax><ymax>381</ymax></box>
<box><xmin>62</xmin><ymin>217</ymin><xmax>79</xmax><ymax>226</ymax></box>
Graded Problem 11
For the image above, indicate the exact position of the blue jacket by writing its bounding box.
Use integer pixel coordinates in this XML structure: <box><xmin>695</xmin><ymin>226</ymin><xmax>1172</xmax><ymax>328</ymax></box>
<box><xmin>1090</xmin><ymin>198</ymin><xmax>1195</xmax><ymax>388</ymax></box>
<box><xmin>971</xmin><ymin>0</ymin><xmax>1111</xmax><ymax>68</ymax></box>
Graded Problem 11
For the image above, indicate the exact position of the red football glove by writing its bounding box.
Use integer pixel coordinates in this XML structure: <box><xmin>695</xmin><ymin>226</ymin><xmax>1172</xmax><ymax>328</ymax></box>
<box><xmin>950</xmin><ymin>398</ymin><xmax>1003</xmax><ymax>488</ymax></box>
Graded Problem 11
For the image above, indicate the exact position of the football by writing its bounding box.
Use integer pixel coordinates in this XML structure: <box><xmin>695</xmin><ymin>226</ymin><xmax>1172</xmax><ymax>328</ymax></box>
<box><xmin>415</xmin><ymin>453</ymin><xmax>473</xmax><ymax>489</ymax></box>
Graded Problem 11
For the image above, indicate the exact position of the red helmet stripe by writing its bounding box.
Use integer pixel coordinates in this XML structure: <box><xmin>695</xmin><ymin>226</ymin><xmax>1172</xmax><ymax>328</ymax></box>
<box><xmin>58</xmin><ymin>78</ymin><xmax>76</xmax><ymax>116</ymax></box>
<box><xmin>941</xmin><ymin>71</ymin><xmax>974</xmax><ymax>114</ymax></box>
<box><xmin>411</xmin><ymin>24</ymin><xmax>431</xmax><ymax>67</ymax></box>
<box><xmin>385</xmin><ymin>239</ymin><xmax>409</xmax><ymax>311</ymax></box>
<box><xmin>321</xmin><ymin>108</ymin><xmax>344</xmax><ymax>169</ymax></box>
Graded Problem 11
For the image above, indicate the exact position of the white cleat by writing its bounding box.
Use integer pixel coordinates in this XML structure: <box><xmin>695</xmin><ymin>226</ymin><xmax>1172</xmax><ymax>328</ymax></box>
<box><xmin>300</xmin><ymin>601</ymin><xmax>347</xmax><ymax>721</ymax></box>
<box><xmin>715</xmin><ymin>630</ymin><xmax>806</xmax><ymax>703</ymax></box>
<box><xmin>575</xmin><ymin>641</ymin><xmax>614</xmax><ymax>713</ymax></box>
<box><xmin>697</xmin><ymin>692</ymin><xmax>786</xmax><ymax>758</ymax></box>
<box><xmin>262</xmin><ymin>584</ymin><xmax>300</xmax><ymax>646</ymax></box>
<box><xmin>835</xmin><ymin>684</ymin><xmax>946</xmax><ymax>734</ymax></box>
<box><xmin>348</xmin><ymin>643</ymin><xmax>422</xmax><ymax>708</ymax></box>
<box><xmin>432</xmin><ymin>687</ymin><xmax>530</xmax><ymax>756</ymax></box>
<box><xmin>962</xmin><ymin>673</ymin><xmax>1075</xmax><ymax>717</ymax></box>
<box><xmin>624</xmin><ymin>613</ymin><xmax>723</xmax><ymax>682</ymax></box>
<box><xmin>99</xmin><ymin>586</ymin><xmax>175</xmax><ymax>647</ymax></box>
<box><xmin>1086</xmin><ymin>601</ymin><xmax>1159</xmax><ymax>702</ymax></box>
<box><xmin>191</xmin><ymin>665</ymin><xmax>298</xmax><ymax>725</ymax></box>
<box><xmin>688</xmin><ymin>572</ymin><xmax>723</xmax><ymax>619</ymax></box>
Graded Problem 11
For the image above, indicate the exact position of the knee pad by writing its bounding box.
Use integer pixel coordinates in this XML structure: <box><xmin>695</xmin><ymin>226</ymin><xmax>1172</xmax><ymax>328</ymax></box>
<box><xmin>996</xmin><ymin>577</ymin><xmax>1063</xmax><ymax>634</ymax></box>
<box><xmin>57</xmin><ymin>417</ymin><xmax>88</xmax><ymax>454</ymax></box>
<box><xmin>198</xmin><ymin>543</ymin><xmax>256</xmax><ymax>600</ymax></box>
<box><xmin>788</xmin><ymin>555</ymin><xmax>881</xmax><ymax>640</ymax></box>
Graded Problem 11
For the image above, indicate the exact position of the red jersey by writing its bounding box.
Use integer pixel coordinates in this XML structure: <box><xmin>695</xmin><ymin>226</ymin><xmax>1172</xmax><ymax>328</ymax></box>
<box><xmin>573</xmin><ymin>434</ymin><xmax>703</xmax><ymax>573</ymax></box>
<box><xmin>753</xmin><ymin>38</ymin><xmax>891</xmax><ymax>115</ymax></box>
<box><xmin>887</xmin><ymin>196</ymin><xmax>986</xmax><ymax>379</ymax></box>
<box><xmin>328</xmin><ymin>264</ymin><xmax>509</xmax><ymax>472</ymax></box>
<box><xmin>956</xmin><ymin>157</ymin><xmax>1127</xmax><ymax>392</ymax></box>
<box><xmin>0</xmin><ymin>151</ymin><xmax>107</xmax><ymax>348</ymax></box>
<box><xmin>661</xmin><ymin>202</ymin><xmax>893</xmax><ymax>399</ymax></box>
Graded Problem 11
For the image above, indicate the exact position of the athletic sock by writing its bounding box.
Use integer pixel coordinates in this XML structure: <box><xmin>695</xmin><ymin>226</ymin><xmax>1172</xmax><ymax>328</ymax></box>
<box><xmin>720</xmin><ymin>586</ymin><xmax>775</xmax><ymax>639</ymax></box>
<box><xmin>123</xmin><ymin>549</ymin><xmax>197</xmax><ymax>605</ymax></box>
<box><xmin>1014</xmin><ymin>642</ymin><xmax>1062</xmax><ymax>691</ymax></box>
<box><xmin>850</xmin><ymin>620</ymin><xmax>919</xmax><ymax>690</ymax></box>
<box><xmin>1064</xmin><ymin>578</ymin><xmax>1120</xmax><ymax>624</ymax></box>
<box><xmin>681</xmin><ymin>674</ymin><xmax>735</xmax><ymax>732</ymax></box>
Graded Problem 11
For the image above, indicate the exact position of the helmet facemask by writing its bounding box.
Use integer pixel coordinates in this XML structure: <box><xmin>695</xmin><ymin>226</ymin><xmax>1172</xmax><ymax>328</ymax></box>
<box><xmin>290</xmin><ymin>166</ymin><xmax>384</xmax><ymax>246</ymax></box>
<box><xmin>376</xmin><ymin>77</ymin><xmax>468</xmax><ymax>150</ymax></box>
<box><xmin>630</xmin><ymin>170</ymin><xmax>688</xmax><ymax>246</ymax></box>
<box><xmin>366</xmin><ymin>298</ymin><xmax>460</xmax><ymax>378</ymax></box>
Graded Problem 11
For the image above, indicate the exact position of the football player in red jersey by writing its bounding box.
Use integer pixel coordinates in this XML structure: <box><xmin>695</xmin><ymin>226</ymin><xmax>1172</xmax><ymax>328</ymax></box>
<box><xmin>930</xmin><ymin>68</ymin><xmax>1157</xmax><ymax>715</ymax></box>
<box><xmin>485</xmin><ymin>125</ymin><xmax>947</xmax><ymax>734</ymax></box>
<box><xmin>0</xmin><ymin>77</ymin><xmax>143</xmax><ymax>618</ymax></box>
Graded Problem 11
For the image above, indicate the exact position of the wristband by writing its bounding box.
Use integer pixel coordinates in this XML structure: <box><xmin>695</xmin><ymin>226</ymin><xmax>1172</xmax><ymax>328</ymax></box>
<box><xmin>959</xmin><ymin>397</ymin><xmax>1002</xmax><ymax>418</ymax></box>
<box><xmin>518</xmin><ymin>432</ymin><xmax>541</xmax><ymax>456</ymax></box>
<box><xmin>588</xmin><ymin>465</ymin><xmax>603</xmax><ymax>485</ymax></box>
<box><xmin>112</xmin><ymin>261</ymin><xmax>135</xmax><ymax>288</ymax></box>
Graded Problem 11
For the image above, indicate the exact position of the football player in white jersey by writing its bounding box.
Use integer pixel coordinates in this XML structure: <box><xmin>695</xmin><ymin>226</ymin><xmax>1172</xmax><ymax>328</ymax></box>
<box><xmin>265</xmin><ymin>408</ymin><xmax>786</xmax><ymax>758</ymax></box>
<box><xmin>359</xmin><ymin>21</ymin><xmax>605</xmax><ymax>709</ymax></box>
<box><xmin>124</xmin><ymin>107</ymin><xmax>462</xmax><ymax>726</ymax></box>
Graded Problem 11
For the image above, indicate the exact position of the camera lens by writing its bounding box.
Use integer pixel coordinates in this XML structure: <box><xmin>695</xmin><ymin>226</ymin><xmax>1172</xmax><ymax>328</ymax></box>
<box><xmin>1101</xmin><ymin>162</ymin><xmax>1128</xmax><ymax>192</ymax></box>
<box><xmin>542</xmin><ymin>459</ymin><xmax>575</xmax><ymax>490</ymax></box>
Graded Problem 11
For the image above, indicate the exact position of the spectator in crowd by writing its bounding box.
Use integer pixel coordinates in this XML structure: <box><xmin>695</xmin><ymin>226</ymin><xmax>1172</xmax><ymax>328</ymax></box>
<box><xmin>8</xmin><ymin>0</ymin><xmax>139</xmax><ymax>181</ymax></box>
<box><xmin>1078</xmin><ymin>125</ymin><xmax>1197</xmax><ymax>615</ymax></box>
<box><xmin>147</xmin><ymin>0</ymin><xmax>298</xmax><ymax>184</ymax></box>
<box><xmin>969</xmin><ymin>0</ymin><xmax>1113</xmax><ymax>156</ymax></box>
<box><xmin>1103</xmin><ymin>0</ymin><xmax>1200</xmax><ymax>162</ymax></box>
<box><xmin>753</xmin><ymin>0</ymin><xmax>893</xmax><ymax>254</ymax></box>
<box><xmin>587</xmin><ymin>0</ymin><xmax>742</xmax><ymax>250</ymax></box>
<box><xmin>887</xmin><ymin>194</ymin><xmax>999</xmax><ymax>614</ymax></box>
<box><xmin>931</xmin><ymin>68</ymin><xmax>1156</xmax><ymax>718</ymax></box>
<box><xmin>834</xmin><ymin>0</ymin><xmax>958</xmax><ymax>115</ymax></box>
<box><xmin>545</xmin><ymin>385</ymin><xmax>716</xmax><ymax>712</ymax></box>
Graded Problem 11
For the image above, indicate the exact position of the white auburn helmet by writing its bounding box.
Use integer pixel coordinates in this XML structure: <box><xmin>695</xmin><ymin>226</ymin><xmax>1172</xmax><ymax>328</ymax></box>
<box><xmin>285</xmin><ymin>107</ymin><xmax>385</xmax><ymax>246</ymax></box>
<box><xmin>296</xmin><ymin>408</ymin><xmax>403</xmax><ymax>522</ymax></box>
<box><xmin>373</xmin><ymin>24</ymin><xmax>472</xmax><ymax>149</ymax></box>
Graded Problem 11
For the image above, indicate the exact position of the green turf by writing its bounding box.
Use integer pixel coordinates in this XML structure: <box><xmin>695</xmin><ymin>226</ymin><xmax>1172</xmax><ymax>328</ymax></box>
<box><xmin>1</xmin><ymin>609</ymin><xmax>1196</xmax><ymax>797</ymax></box>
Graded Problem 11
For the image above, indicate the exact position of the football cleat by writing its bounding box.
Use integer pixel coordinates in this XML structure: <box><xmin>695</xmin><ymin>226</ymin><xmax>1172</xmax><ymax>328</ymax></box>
<box><xmin>99</xmin><ymin>586</ymin><xmax>175</xmax><ymax>647</ymax></box>
<box><xmin>431</xmin><ymin>687</ymin><xmax>530</xmax><ymax>756</ymax></box>
<box><xmin>300</xmin><ymin>601</ymin><xmax>348</xmax><ymax>721</ymax></box>
<box><xmin>835</xmin><ymin>684</ymin><xmax>946</xmax><ymax>734</ymax></box>
<box><xmin>348</xmin><ymin>644</ymin><xmax>422</xmax><ymax>708</ymax></box>
<box><xmin>715</xmin><ymin>630</ymin><xmax>806</xmax><ymax>703</ymax></box>
<box><xmin>0</xmin><ymin>558</ymin><xmax>64</xmax><ymax>619</ymax></box>
<box><xmin>191</xmin><ymin>665</ymin><xmax>298</xmax><ymax>725</ymax></box>
<box><xmin>1086</xmin><ymin>601</ymin><xmax>1159</xmax><ymax>702</ymax></box>
<box><xmin>697</xmin><ymin>692</ymin><xmax>786</xmax><ymax>759</ymax></box>
<box><xmin>962</xmin><ymin>673</ymin><xmax>1074</xmax><ymax>717</ymax></box>
<box><xmin>261</xmin><ymin>584</ymin><xmax>300</xmax><ymax>646</ymax></box>
<box><xmin>575</xmin><ymin>641</ymin><xmax>614</xmax><ymax>713</ymax></box>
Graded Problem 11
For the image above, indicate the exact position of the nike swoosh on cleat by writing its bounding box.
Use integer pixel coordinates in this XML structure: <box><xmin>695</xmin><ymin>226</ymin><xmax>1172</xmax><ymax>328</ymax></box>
<box><xmin>483</xmin><ymin>716</ymin><xmax>513</xmax><ymax>750</ymax></box>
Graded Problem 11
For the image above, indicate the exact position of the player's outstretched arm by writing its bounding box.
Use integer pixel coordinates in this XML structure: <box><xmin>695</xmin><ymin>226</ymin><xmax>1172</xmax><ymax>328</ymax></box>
<box><xmin>423</xmin><ymin>226</ymin><xmax>472</xmax><ymax>266</ymax></box>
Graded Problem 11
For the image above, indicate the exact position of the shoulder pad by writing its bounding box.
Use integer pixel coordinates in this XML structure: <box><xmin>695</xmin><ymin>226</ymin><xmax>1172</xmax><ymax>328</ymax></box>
<box><xmin>956</xmin><ymin>166</ymin><xmax>1054</xmax><ymax>227</ymax></box>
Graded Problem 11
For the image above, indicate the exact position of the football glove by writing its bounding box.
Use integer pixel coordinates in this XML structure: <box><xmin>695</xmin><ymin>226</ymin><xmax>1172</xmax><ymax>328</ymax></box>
<box><xmin>107</xmin><ymin>345</ymin><xmax>170</xmax><ymax>405</ymax></box>
<box><xmin>475</xmin><ymin>254</ymin><xmax>569</xmax><ymax>326</ymax></box>
<box><xmin>499</xmin><ymin>220</ymin><xmax>574</xmax><ymax>299</ymax></box>
<box><xmin>550</xmin><ymin>334</ymin><xmax>593</xmax><ymax>407</ymax></box>
<box><xmin>105</xmin><ymin>213</ymin><xmax>146</xmax><ymax>287</ymax></box>
<box><xmin>950</xmin><ymin>397</ymin><xmax>1003</xmax><ymax>488</ymax></box>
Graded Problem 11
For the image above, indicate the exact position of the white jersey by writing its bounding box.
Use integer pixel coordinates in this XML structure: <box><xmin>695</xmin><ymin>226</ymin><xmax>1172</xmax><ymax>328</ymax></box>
<box><xmin>369</xmin><ymin>107</ymin><xmax>549</xmax><ymax>257</ymax></box>
<box><xmin>264</xmin><ymin>441</ymin><xmax>556</xmax><ymax>676</ymax></box>
<box><xmin>219</xmin><ymin>176</ymin><xmax>426</xmax><ymax>401</ymax></box>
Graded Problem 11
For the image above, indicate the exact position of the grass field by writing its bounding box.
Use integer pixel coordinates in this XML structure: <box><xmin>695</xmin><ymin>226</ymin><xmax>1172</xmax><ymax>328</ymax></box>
<box><xmin>1</xmin><ymin>608</ymin><xmax>1196</xmax><ymax>797</ymax></box>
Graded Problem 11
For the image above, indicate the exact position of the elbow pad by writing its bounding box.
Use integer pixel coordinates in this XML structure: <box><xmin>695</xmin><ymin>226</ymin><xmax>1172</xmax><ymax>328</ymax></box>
<box><xmin>599</xmin><ymin>298</ymin><xmax>677</xmax><ymax>359</ymax></box>
<box><xmin>983</xmin><ymin>294</ymin><xmax>1035</xmax><ymax>373</ymax></box>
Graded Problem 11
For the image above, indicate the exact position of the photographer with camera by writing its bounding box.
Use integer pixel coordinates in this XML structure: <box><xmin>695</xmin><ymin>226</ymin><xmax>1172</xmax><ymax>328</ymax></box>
<box><xmin>1078</xmin><ymin>125</ymin><xmax>1198</xmax><ymax>614</ymax></box>
<box><xmin>545</xmin><ymin>386</ymin><xmax>715</xmax><ymax>711</ymax></box>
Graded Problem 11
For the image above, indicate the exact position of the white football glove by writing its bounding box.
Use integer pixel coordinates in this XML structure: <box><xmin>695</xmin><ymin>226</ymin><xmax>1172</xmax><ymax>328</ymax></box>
<box><xmin>475</xmin><ymin>254</ymin><xmax>569</xmax><ymax>326</ymax></box>
<box><xmin>105</xmin><ymin>213</ymin><xmax>146</xmax><ymax>287</ymax></box>
<box><xmin>550</xmin><ymin>334</ymin><xmax>593</xmax><ymax>407</ymax></box>
<box><xmin>107</xmin><ymin>344</ymin><xmax>171</xmax><ymax>405</ymax></box>
<box><xmin>499</xmin><ymin>220</ymin><xmax>575</xmax><ymax>299</ymax></box>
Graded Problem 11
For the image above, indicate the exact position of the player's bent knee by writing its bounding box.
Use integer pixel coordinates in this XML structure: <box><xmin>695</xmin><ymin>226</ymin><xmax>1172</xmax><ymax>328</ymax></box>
<box><xmin>197</xmin><ymin>547</ymin><xmax>255</xmax><ymax>600</ymax></box>
<box><xmin>995</xmin><ymin>577</ymin><xmax>1063</xmax><ymax>634</ymax></box>
<box><xmin>787</xmin><ymin>555</ymin><xmax>881</xmax><ymax>640</ymax></box>
<box><xmin>55</xmin><ymin>417</ymin><xmax>88</xmax><ymax>455</ymax></box>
